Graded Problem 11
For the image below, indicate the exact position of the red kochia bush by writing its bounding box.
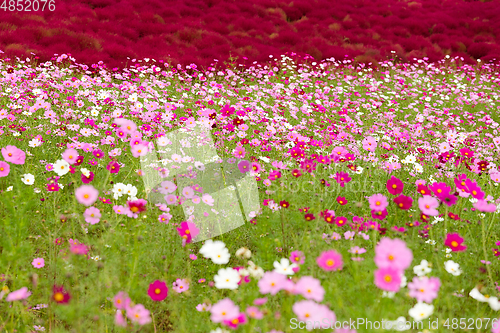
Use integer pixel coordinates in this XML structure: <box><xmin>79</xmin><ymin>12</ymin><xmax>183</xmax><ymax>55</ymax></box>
<box><xmin>1</xmin><ymin>0</ymin><xmax>500</xmax><ymax>69</ymax></box>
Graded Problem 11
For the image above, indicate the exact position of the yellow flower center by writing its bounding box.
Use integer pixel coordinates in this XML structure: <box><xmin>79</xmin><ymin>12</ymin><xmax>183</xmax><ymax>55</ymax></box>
<box><xmin>326</xmin><ymin>259</ymin><xmax>334</xmax><ymax>266</ymax></box>
<box><xmin>155</xmin><ymin>288</ymin><xmax>161</xmax><ymax>294</ymax></box>
<box><xmin>451</xmin><ymin>241</ymin><xmax>458</xmax><ymax>247</ymax></box>
<box><xmin>54</xmin><ymin>292</ymin><xmax>64</xmax><ymax>302</ymax></box>
<box><xmin>384</xmin><ymin>275</ymin><xmax>392</xmax><ymax>282</ymax></box>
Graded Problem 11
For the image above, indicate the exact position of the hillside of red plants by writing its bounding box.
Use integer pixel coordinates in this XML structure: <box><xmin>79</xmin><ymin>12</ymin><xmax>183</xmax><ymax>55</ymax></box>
<box><xmin>1</xmin><ymin>0</ymin><xmax>500</xmax><ymax>69</ymax></box>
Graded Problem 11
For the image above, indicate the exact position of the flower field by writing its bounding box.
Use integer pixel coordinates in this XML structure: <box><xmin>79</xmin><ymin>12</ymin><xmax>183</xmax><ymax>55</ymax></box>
<box><xmin>1</xmin><ymin>53</ymin><xmax>500</xmax><ymax>333</ymax></box>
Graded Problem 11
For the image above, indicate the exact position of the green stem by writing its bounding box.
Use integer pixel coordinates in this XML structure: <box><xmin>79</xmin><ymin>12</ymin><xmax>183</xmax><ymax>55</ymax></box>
<box><xmin>482</xmin><ymin>215</ymin><xmax>495</xmax><ymax>288</ymax></box>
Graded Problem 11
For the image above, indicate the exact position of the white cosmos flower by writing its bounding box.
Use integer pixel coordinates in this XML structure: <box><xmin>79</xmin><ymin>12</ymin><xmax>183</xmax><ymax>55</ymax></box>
<box><xmin>53</xmin><ymin>159</ymin><xmax>70</xmax><ymax>176</ymax></box>
<box><xmin>199</xmin><ymin>239</ymin><xmax>230</xmax><ymax>264</ymax></box>
<box><xmin>469</xmin><ymin>287</ymin><xmax>500</xmax><ymax>310</ymax></box>
<box><xmin>124</xmin><ymin>184</ymin><xmax>138</xmax><ymax>198</ymax></box>
<box><xmin>21</xmin><ymin>173</ymin><xmax>35</xmax><ymax>185</ymax></box>
<box><xmin>408</xmin><ymin>302</ymin><xmax>434</xmax><ymax>321</ymax></box>
<box><xmin>81</xmin><ymin>168</ymin><xmax>90</xmax><ymax>178</ymax></box>
<box><xmin>247</xmin><ymin>261</ymin><xmax>264</xmax><ymax>280</ymax></box>
<box><xmin>214</xmin><ymin>268</ymin><xmax>240</xmax><ymax>290</ymax></box>
<box><xmin>28</xmin><ymin>138</ymin><xmax>42</xmax><ymax>147</ymax></box>
<box><xmin>112</xmin><ymin>183</ymin><xmax>127</xmax><ymax>199</ymax></box>
<box><xmin>273</xmin><ymin>258</ymin><xmax>298</xmax><ymax>276</ymax></box>
<box><xmin>413</xmin><ymin>260</ymin><xmax>432</xmax><ymax>277</ymax></box>
<box><xmin>444</xmin><ymin>260</ymin><xmax>461</xmax><ymax>276</ymax></box>
<box><xmin>235</xmin><ymin>247</ymin><xmax>252</xmax><ymax>259</ymax></box>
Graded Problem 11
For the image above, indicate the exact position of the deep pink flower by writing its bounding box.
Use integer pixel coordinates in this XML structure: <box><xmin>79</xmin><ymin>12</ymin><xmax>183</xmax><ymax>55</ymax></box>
<box><xmin>393</xmin><ymin>195</ymin><xmax>413</xmax><ymax>210</ymax></box>
<box><xmin>223</xmin><ymin>312</ymin><xmax>247</xmax><ymax>329</ymax></box>
<box><xmin>371</xmin><ymin>208</ymin><xmax>388</xmax><ymax>220</ymax></box>
<box><xmin>334</xmin><ymin>172</ymin><xmax>351</xmax><ymax>187</ymax></box>
<box><xmin>106</xmin><ymin>160</ymin><xmax>120</xmax><ymax>174</ymax></box>
<box><xmin>386</xmin><ymin>176</ymin><xmax>404</xmax><ymax>195</ymax></box>
<box><xmin>148</xmin><ymin>280</ymin><xmax>168</xmax><ymax>301</ymax></box>
<box><xmin>464</xmin><ymin>178</ymin><xmax>485</xmax><ymax>200</ymax></box>
<box><xmin>444</xmin><ymin>233</ymin><xmax>467</xmax><ymax>252</ymax></box>
<box><xmin>177</xmin><ymin>221</ymin><xmax>200</xmax><ymax>243</ymax></box>
<box><xmin>289</xmin><ymin>251</ymin><xmax>305</xmax><ymax>265</ymax></box>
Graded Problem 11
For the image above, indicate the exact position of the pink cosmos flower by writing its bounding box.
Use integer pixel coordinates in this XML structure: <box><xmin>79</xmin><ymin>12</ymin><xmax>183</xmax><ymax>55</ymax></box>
<box><xmin>374</xmin><ymin>267</ymin><xmax>402</xmax><ymax>292</ymax></box>
<box><xmin>114</xmin><ymin>291</ymin><xmax>131</xmax><ymax>310</ymax></box>
<box><xmin>294</xmin><ymin>276</ymin><xmax>325</xmax><ymax>302</ymax></box>
<box><xmin>386</xmin><ymin>176</ymin><xmax>404</xmax><ymax>195</ymax></box>
<box><xmin>83</xmin><ymin>207</ymin><xmax>101</xmax><ymax>224</ymax></box>
<box><xmin>70</xmin><ymin>243</ymin><xmax>89</xmax><ymax>256</ymax></box>
<box><xmin>368</xmin><ymin>193</ymin><xmax>388</xmax><ymax>212</ymax></box>
<box><xmin>374</xmin><ymin>237</ymin><xmax>413</xmax><ymax>270</ymax></box>
<box><xmin>316</xmin><ymin>250</ymin><xmax>343</xmax><ymax>271</ymax></box>
<box><xmin>408</xmin><ymin>276</ymin><xmax>441</xmax><ymax>303</ymax></box>
<box><xmin>6</xmin><ymin>287</ymin><xmax>31</xmax><ymax>301</ymax></box>
<box><xmin>126</xmin><ymin>303</ymin><xmax>152</xmax><ymax>325</ymax></box>
<box><xmin>246</xmin><ymin>306</ymin><xmax>264</xmax><ymax>319</ymax></box>
<box><xmin>2</xmin><ymin>145</ymin><xmax>26</xmax><ymax>165</ymax></box>
<box><xmin>362</xmin><ymin>136</ymin><xmax>377</xmax><ymax>152</ymax></box>
<box><xmin>289</xmin><ymin>251</ymin><xmax>305</xmax><ymax>265</ymax></box>
<box><xmin>292</xmin><ymin>300</ymin><xmax>336</xmax><ymax>327</ymax></box>
<box><xmin>172</xmin><ymin>278</ymin><xmax>189</xmax><ymax>293</ymax></box>
<box><xmin>181</xmin><ymin>186</ymin><xmax>195</xmax><ymax>199</ymax></box>
<box><xmin>0</xmin><ymin>161</ymin><xmax>10</xmax><ymax>177</ymax></box>
<box><xmin>473</xmin><ymin>199</ymin><xmax>497</xmax><ymax>212</ymax></box>
<box><xmin>62</xmin><ymin>148</ymin><xmax>79</xmax><ymax>165</ymax></box>
<box><xmin>348</xmin><ymin>246</ymin><xmax>366</xmax><ymax>255</ymax></box>
<box><xmin>32</xmin><ymin>258</ymin><xmax>45</xmax><ymax>269</ymax></box>
<box><xmin>258</xmin><ymin>271</ymin><xmax>288</xmax><ymax>295</ymax></box>
<box><xmin>418</xmin><ymin>195</ymin><xmax>440</xmax><ymax>216</ymax></box>
<box><xmin>115</xmin><ymin>310</ymin><xmax>127</xmax><ymax>327</ymax></box>
<box><xmin>254</xmin><ymin>297</ymin><xmax>267</xmax><ymax>306</ymax></box>
<box><xmin>75</xmin><ymin>185</ymin><xmax>99</xmax><ymax>206</ymax></box>
<box><xmin>210</xmin><ymin>298</ymin><xmax>240</xmax><ymax>323</ymax></box>
<box><xmin>131</xmin><ymin>144</ymin><xmax>148</xmax><ymax>158</ymax></box>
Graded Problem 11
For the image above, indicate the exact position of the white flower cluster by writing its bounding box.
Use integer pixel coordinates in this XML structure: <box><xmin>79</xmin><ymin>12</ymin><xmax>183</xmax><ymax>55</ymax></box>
<box><xmin>111</xmin><ymin>183</ymin><xmax>138</xmax><ymax>200</ymax></box>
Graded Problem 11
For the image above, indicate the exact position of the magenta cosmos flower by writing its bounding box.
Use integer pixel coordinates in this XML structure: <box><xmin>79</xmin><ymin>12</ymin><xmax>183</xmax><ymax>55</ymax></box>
<box><xmin>464</xmin><ymin>178</ymin><xmax>485</xmax><ymax>200</ymax></box>
<box><xmin>177</xmin><ymin>221</ymin><xmax>200</xmax><ymax>243</ymax></box>
<box><xmin>374</xmin><ymin>267</ymin><xmax>402</xmax><ymax>292</ymax></box>
<box><xmin>393</xmin><ymin>195</ymin><xmax>413</xmax><ymax>210</ymax></box>
<box><xmin>386</xmin><ymin>176</ymin><xmax>404</xmax><ymax>195</ymax></box>
<box><xmin>374</xmin><ymin>237</ymin><xmax>413</xmax><ymax>270</ymax></box>
<box><xmin>289</xmin><ymin>251</ymin><xmax>305</xmax><ymax>265</ymax></box>
<box><xmin>148</xmin><ymin>280</ymin><xmax>168</xmax><ymax>301</ymax></box>
<box><xmin>106</xmin><ymin>160</ymin><xmax>120</xmax><ymax>174</ymax></box>
<box><xmin>1</xmin><ymin>145</ymin><xmax>26</xmax><ymax>165</ymax></box>
<box><xmin>75</xmin><ymin>185</ymin><xmax>99</xmax><ymax>206</ymax></box>
<box><xmin>418</xmin><ymin>195</ymin><xmax>440</xmax><ymax>216</ymax></box>
<box><xmin>316</xmin><ymin>250</ymin><xmax>343</xmax><ymax>271</ymax></box>
<box><xmin>444</xmin><ymin>233</ymin><xmax>467</xmax><ymax>252</ymax></box>
<box><xmin>223</xmin><ymin>312</ymin><xmax>247</xmax><ymax>329</ymax></box>
<box><xmin>368</xmin><ymin>194</ymin><xmax>388</xmax><ymax>212</ymax></box>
